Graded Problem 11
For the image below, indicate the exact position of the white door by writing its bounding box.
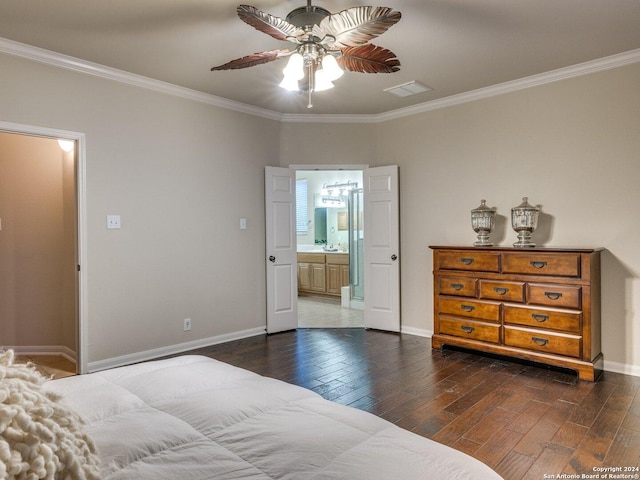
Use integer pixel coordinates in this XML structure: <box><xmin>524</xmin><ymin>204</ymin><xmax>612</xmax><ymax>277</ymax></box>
<box><xmin>265</xmin><ymin>166</ymin><xmax>298</xmax><ymax>333</ymax></box>
<box><xmin>364</xmin><ymin>165</ymin><xmax>400</xmax><ymax>332</ymax></box>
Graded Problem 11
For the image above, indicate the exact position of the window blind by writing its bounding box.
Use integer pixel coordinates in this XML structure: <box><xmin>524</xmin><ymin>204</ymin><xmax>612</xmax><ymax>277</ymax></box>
<box><xmin>296</xmin><ymin>179</ymin><xmax>308</xmax><ymax>234</ymax></box>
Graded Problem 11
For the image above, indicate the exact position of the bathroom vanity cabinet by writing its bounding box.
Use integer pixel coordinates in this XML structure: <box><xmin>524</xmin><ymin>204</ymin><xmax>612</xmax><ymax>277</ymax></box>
<box><xmin>298</xmin><ymin>253</ymin><xmax>349</xmax><ymax>297</ymax></box>
<box><xmin>298</xmin><ymin>253</ymin><xmax>326</xmax><ymax>293</ymax></box>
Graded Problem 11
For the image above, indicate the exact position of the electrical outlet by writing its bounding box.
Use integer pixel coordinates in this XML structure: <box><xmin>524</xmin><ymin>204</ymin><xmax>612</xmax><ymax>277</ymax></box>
<box><xmin>183</xmin><ymin>318</ymin><xmax>191</xmax><ymax>332</ymax></box>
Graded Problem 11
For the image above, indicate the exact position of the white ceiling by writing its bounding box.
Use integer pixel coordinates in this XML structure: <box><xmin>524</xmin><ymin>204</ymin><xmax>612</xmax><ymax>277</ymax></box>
<box><xmin>1</xmin><ymin>0</ymin><xmax>639</xmax><ymax>116</ymax></box>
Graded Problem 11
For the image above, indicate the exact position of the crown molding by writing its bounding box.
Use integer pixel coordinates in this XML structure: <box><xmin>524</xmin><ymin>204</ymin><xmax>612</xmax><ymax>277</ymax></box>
<box><xmin>280</xmin><ymin>113</ymin><xmax>380</xmax><ymax>124</ymax></box>
<box><xmin>0</xmin><ymin>37</ymin><xmax>283</xmax><ymax>122</ymax></box>
<box><xmin>2</xmin><ymin>37</ymin><xmax>639</xmax><ymax>125</ymax></box>
<box><xmin>371</xmin><ymin>48</ymin><xmax>640</xmax><ymax>123</ymax></box>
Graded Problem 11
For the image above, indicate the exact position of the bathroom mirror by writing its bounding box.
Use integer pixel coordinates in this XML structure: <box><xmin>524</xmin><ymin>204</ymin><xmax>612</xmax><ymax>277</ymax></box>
<box><xmin>314</xmin><ymin>208</ymin><xmax>327</xmax><ymax>244</ymax></box>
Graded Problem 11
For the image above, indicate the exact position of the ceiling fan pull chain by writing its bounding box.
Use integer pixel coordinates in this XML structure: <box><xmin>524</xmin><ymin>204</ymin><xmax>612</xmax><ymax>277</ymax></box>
<box><xmin>308</xmin><ymin>62</ymin><xmax>314</xmax><ymax>108</ymax></box>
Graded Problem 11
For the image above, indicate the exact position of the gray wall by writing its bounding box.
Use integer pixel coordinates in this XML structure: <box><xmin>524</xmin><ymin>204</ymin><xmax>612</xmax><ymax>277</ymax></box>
<box><xmin>1</xmin><ymin>53</ymin><xmax>280</xmax><ymax>364</ymax></box>
<box><xmin>2</xmin><ymin>51</ymin><xmax>640</xmax><ymax>375</ymax></box>
<box><xmin>282</xmin><ymin>62</ymin><xmax>640</xmax><ymax>374</ymax></box>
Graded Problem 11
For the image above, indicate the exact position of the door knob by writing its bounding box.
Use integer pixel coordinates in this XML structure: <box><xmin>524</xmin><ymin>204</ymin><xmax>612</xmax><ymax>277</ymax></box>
<box><xmin>391</xmin><ymin>254</ymin><xmax>398</xmax><ymax>261</ymax></box>
<box><xmin>269</xmin><ymin>256</ymin><xmax>276</xmax><ymax>263</ymax></box>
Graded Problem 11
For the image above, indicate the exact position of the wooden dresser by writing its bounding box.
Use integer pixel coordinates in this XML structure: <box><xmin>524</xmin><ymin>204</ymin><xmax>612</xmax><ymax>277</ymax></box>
<box><xmin>430</xmin><ymin>246</ymin><xmax>602</xmax><ymax>381</ymax></box>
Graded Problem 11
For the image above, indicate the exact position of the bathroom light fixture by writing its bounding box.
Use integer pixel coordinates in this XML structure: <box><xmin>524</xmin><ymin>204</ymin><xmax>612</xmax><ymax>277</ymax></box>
<box><xmin>322</xmin><ymin>196</ymin><xmax>346</xmax><ymax>207</ymax></box>
<box><xmin>57</xmin><ymin>139</ymin><xmax>74</xmax><ymax>152</ymax></box>
<box><xmin>320</xmin><ymin>181</ymin><xmax>358</xmax><ymax>207</ymax></box>
<box><xmin>322</xmin><ymin>181</ymin><xmax>359</xmax><ymax>196</ymax></box>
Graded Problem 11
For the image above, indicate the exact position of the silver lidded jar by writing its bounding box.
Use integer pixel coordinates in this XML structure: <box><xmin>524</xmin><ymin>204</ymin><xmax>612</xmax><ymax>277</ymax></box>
<box><xmin>511</xmin><ymin>197</ymin><xmax>539</xmax><ymax>247</ymax></box>
<box><xmin>471</xmin><ymin>199</ymin><xmax>496</xmax><ymax>246</ymax></box>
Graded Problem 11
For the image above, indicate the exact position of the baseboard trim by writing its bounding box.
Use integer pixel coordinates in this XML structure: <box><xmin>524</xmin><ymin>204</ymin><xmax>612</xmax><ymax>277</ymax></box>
<box><xmin>87</xmin><ymin>327</ymin><xmax>266</xmax><ymax>373</ymax></box>
<box><xmin>602</xmin><ymin>359</ymin><xmax>640</xmax><ymax>378</ymax></box>
<box><xmin>61</xmin><ymin>325</ymin><xmax>640</xmax><ymax>379</ymax></box>
<box><xmin>396</xmin><ymin>330</ymin><xmax>640</xmax><ymax>378</ymax></box>
<box><xmin>4</xmin><ymin>345</ymin><xmax>76</xmax><ymax>363</ymax></box>
<box><xmin>401</xmin><ymin>326</ymin><xmax>432</xmax><ymax>338</ymax></box>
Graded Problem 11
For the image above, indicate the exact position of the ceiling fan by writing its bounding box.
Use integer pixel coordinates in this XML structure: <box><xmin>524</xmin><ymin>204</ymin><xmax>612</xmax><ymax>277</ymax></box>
<box><xmin>211</xmin><ymin>1</ymin><xmax>402</xmax><ymax>108</ymax></box>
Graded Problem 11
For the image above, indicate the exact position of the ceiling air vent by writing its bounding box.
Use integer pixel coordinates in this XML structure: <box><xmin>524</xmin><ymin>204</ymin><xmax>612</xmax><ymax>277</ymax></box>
<box><xmin>384</xmin><ymin>80</ymin><xmax>432</xmax><ymax>97</ymax></box>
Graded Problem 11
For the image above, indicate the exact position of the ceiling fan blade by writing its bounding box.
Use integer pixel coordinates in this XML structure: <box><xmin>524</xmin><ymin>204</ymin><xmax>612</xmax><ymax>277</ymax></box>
<box><xmin>211</xmin><ymin>49</ymin><xmax>290</xmax><ymax>71</ymax></box>
<box><xmin>338</xmin><ymin>44</ymin><xmax>400</xmax><ymax>73</ymax></box>
<box><xmin>313</xmin><ymin>6</ymin><xmax>401</xmax><ymax>49</ymax></box>
<box><xmin>237</xmin><ymin>5</ymin><xmax>305</xmax><ymax>42</ymax></box>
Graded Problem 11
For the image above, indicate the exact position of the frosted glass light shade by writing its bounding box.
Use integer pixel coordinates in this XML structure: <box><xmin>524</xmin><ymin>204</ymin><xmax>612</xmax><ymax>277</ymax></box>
<box><xmin>314</xmin><ymin>69</ymin><xmax>334</xmax><ymax>91</ymax></box>
<box><xmin>282</xmin><ymin>53</ymin><xmax>304</xmax><ymax>80</ymax></box>
<box><xmin>321</xmin><ymin>55</ymin><xmax>343</xmax><ymax>81</ymax></box>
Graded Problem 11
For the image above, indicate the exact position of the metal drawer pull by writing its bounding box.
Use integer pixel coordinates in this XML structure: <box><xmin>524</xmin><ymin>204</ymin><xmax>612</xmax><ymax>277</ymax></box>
<box><xmin>461</xmin><ymin>325</ymin><xmax>475</xmax><ymax>334</ymax></box>
<box><xmin>494</xmin><ymin>287</ymin><xmax>509</xmax><ymax>295</ymax></box>
<box><xmin>450</xmin><ymin>283</ymin><xmax>464</xmax><ymax>290</ymax></box>
<box><xmin>530</xmin><ymin>261</ymin><xmax>547</xmax><ymax>269</ymax></box>
<box><xmin>460</xmin><ymin>257</ymin><xmax>474</xmax><ymax>265</ymax></box>
<box><xmin>532</xmin><ymin>314</ymin><xmax>549</xmax><ymax>322</ymax></box>
<box><xmin>544</xmin><ymin>292</ymin><xmax>563</xmax><ymax>300</ymax></box>
<box><xmin>532</xmin><ymin>337</ymin><xmax>549</xmax><ymax>346</ymax></box>
<box><xmin>461</xmin><ymin>305</ymin><xmax>475</xmax><ymax>312</ymax></box>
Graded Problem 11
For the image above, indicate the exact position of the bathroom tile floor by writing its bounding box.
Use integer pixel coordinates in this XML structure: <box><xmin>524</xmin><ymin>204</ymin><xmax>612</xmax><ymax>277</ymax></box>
<box><xmin>297</xmin><ymin>295</ymin><xmax>364</xmax><ymax>328</ymax></box>
<box><xmin>13</xmin><ymin>354</ymin><xmax>77</xmax><ymax>379</ymax></box>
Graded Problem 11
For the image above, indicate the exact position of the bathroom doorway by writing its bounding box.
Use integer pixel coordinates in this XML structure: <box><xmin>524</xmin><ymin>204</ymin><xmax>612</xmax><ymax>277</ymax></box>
<box><xmin>266</xmin><ymin>165</ymin><xmax>399</xmax><ymax>333</ymax></box>
<box><xmin>294</xmin><ymin>169</ymin><xmax>364</xmax><ymax>328</ymax></box>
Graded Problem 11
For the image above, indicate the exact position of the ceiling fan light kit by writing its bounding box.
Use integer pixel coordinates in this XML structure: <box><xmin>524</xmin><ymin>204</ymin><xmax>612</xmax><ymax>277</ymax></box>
<box><xmin>211</xmin><ymin>1</ymin><xmax>402</xmax><ymax>108</ymax></box>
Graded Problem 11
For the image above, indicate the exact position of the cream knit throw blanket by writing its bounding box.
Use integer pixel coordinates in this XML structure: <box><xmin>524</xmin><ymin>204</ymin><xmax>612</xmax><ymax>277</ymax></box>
<box><xmin>0</xmin><ymin>350</ymin><xmax>100</xmax><ymax>479</ymax></box>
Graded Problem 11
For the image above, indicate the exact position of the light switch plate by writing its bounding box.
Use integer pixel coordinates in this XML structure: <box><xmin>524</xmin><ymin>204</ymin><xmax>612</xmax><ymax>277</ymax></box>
<box><xmin>240</xmin><ymin>218</ymin><xmax>247</xmax><ymax>230</ymax></box>
<box><xmin>107</xmin><ymin>215</ymin><xmax>121</xmax><ymax>229</ymax></box>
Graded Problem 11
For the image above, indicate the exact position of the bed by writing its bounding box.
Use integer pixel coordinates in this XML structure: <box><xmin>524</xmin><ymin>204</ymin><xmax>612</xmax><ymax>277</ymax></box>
<box><xmin>31</xmin><ymin>354</ymin><xmax>502</xmax><ymax>479</ymax></box>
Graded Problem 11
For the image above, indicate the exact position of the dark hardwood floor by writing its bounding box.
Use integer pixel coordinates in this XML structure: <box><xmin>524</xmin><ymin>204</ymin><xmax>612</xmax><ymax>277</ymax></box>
<box><xmin>182</xmin><ymin>328</ymin><xmax>640</xmax><ymax>480</ymax></box>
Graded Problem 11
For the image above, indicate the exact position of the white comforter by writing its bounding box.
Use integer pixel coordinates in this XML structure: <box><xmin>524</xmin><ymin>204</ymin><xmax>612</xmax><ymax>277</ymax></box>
<box><xmin>45</xmin><ymin>355</ymin><xmax>503</xmax><ymax>479</ymax></box>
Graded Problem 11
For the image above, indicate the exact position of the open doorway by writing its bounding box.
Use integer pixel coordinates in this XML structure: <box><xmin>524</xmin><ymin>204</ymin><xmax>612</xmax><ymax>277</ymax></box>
<box><xmin>266</xmin><ymin>165</ymin><xmax>399</xmax><ymax>334</ymax></box>
<box><xmin>0</xmin><ymin>124</ymin><xmax>86</xmax><ymax>373</ymax></box>
<box><xmin>294</xmin><ymin>169</ymin><xmax>364</xmax><ymax>328</ymax></box>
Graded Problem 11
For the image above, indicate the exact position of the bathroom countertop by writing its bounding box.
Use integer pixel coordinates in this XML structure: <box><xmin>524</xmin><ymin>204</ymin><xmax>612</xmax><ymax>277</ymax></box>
<box><xmin>297</xmin><ymin>248</ymin><xmax>348</xmax><ymax>254</ymax></box>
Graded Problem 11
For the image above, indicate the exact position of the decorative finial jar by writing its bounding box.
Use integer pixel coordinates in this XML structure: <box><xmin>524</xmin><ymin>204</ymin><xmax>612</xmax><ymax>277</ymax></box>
<box><xmin>471</xmin><ymin>199</ymin><xmax>496</xmax><ymax>246</ymax></box>
<box><xmin>511</xmin><ymin>197</ymin><xmax>539</xmax><ymax>247</ymax></box>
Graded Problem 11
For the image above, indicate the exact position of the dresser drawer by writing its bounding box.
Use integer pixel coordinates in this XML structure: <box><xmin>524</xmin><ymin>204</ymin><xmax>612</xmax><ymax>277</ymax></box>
<box><xmin>504</xmin><ymin>305</ymin><xmax>581</xmax><ymax>333</ymax></box>
<box><xmin>438</xmin><ymin>276</ymin><xmax>477</xmax><ymax>297</ymax></box>
<box><xmin>527</xmin><ymin>284</ymin><xmax>582</xmax><ymax>309</ymax></box>
<box><xmin>439</xmin><ymin>317</ymin><xmax>501</xmax><ymax>344</ymax></box>
<box><xmin>438</xmin><ymin>297</ymin><xmax>501</xmax><ymax>322</ymax></box>
<box><xmin>502</xmin><ymin>252</ymin><xmax>580</xmax><ymax>277</ymax></box>
<box><xmin>504</xmin><ymin>326</ymin><xmax>581</xmax><ymax>358</ymax></box>
<box><xmin>479</xmin><ymin>280</ymin><xmax>525</xmax><ymax>302</ymax></box>
<box><xmin>436</xmin><ymin>251</ymin><xmax>500</xmax><ymax>273</ymax></box>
